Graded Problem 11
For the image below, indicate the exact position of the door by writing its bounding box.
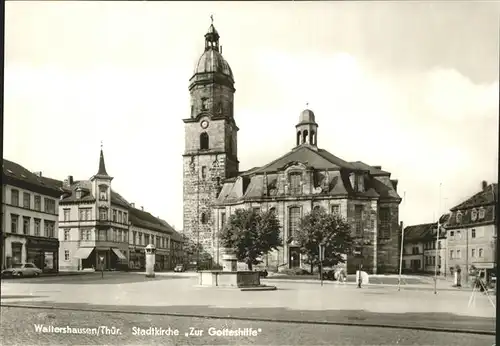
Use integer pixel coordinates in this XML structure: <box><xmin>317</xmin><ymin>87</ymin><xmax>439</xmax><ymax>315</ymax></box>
<box><xmin>289</xmin><ymin>247</ymin><xmax>300</xmax><ymax>268</ymax></box>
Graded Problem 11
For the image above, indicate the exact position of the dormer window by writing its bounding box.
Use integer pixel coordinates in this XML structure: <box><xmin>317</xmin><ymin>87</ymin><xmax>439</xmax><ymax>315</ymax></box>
<box><xmin>456</xmin><ymin>212</ymin><xmax>462</xmax><ymax>223</ymax></box>
<box><xmin>75</xmin><ymin>190</ymin><xmax>82</xmax><ymax>199</ymax></box>
<box><xmin>471</xmin><ymin>209</ymin><xmax>477</xmax><ymax>221</ymax></box>
<box><xmin>478</xmin><ymin>207</ymin><xmax>485</xmax><ymax>219</ymax></box>
<box><xmin>99</xmin><ymin>185</ymin><xmax>108</xmax><ymax>201</ymax></box>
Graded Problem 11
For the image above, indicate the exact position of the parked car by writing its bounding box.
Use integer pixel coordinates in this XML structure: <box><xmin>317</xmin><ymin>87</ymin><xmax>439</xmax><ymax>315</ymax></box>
<box><xmin>2</xmin><ymin>263</ymin><xmax>42</xmax><ymax>278</ymax></box>
<box><xmin>174</xmin><ymin>264</ymin><xmax>185</xmax><ymax>272</ymax></box>
<box><xmin>257</xmin><ymin>269</ymin><xmax>268</xmax><ymax>278</ymax></box>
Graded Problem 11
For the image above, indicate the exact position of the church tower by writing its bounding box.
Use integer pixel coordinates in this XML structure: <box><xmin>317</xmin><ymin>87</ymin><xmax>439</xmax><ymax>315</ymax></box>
<box><xmin>183</xmin><ymin>19</ymin><xmax>239</xmax><ymax>262</ymax></box>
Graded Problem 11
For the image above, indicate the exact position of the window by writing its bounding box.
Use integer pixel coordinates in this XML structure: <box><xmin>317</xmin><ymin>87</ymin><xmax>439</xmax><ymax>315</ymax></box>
<box><xmin>457</xmin><ymin>249</ymin><xmax>461</xmax><ymax>258</ymax></box>
<box><xmin>456</xmin><ymin>230</ymin><xmax>461</xmax><ymax>239</ymax></box>
<box><xmin>450</xmin><ymin>250</ymin><xmax>454</xmax><ymax>259</ymax></box>
<box><xmin>478</xmin><ymin>208</ymin><xmax>485</xmax><ymax>219</ymax></box>
<box><xmin>379</xmin><ymin>207</ymin><xmax>390</xmax><ymax>238</ymax></box>
<box><xmin>99</xmin><ymin>208</ymin><xmax>108</xmax><ymax>220</ymax></box>
<box><xmin>34</xmin><ymin>196</ymin><xmax>41</xmax><ymax>211</ymax></box>
<box><xmin>450</xmin><ymin>231</ymin><xmax>454</xmax><ymax>238</ymax></box>
<box><xmin>201</xmin><ymin>166</ymin><xmax>207</xmax><ymax>179</ymax></box>
<box><xmin>113</xmin><ymin>229</ymin><xmax>117</xmax><ymax>242</ymax></box>
<box><xmin>98</xmin><ymin>230</ymin><xmax>107</xmax><ymax>241</ymax></box>
<box><xmin>99</xmin><ymin>185</ymin><xmax>108</xmax><ymax>201</ymax></box>
<box><xmin>412</xmin><ymin>247</ymin><xmax>419</xmax><ymax>255</ymax></box>
<box><xmin>479</xmin><ymin>248</ymin><xmax>483</xmax><ymax>257</ymax></box>
<box><xmin>23</xmin><ymin>192</ymin><xmax>31</xmax><ymax>208</ymax></box>
<box><xmin>123</xmin><ymin>212</ymin><xmax>128</xmax><ymax>224</ymax></box>
<box><xmin>139</xmin><ymin>232</ymin><xmax>143</xmax><ymax>245</ymax></box>
<box><xmin>221</xmin><ymin>212</ymin><xmax>226</xmax><ymax>229</ymax></box>
<box><xmin>64</xmin><ymin>250</ymin><xmax>70</xmax><ymax>261</ymax></box>
<box><xmin>64</xmin><ymin>229</ymin><xmax>70</xmax><ymax>241</ymax></box>
<box><xmin>289</xmin><ymin>173</ymin><xmax>302</xmax><ymax>195</ymax></box>
<box><xmin>118</xmin><ymin>211</ymin><xmax>122</xmax><ymax>223</ymax></box>
<box><xmin>313</xmin><ymin>205</ymin><xmax>321</xmax><ymax>212</ymax></box>
<box><xmin>11</xmin><ymin>214</ymin><xmax>19</xmax><ymax>233</ymax></box>
<box><xmin>354</xmin><ymin>205</ymin><xmax>363</xmax><ymax>237</ymax></box>
<box><xmin>201</xmin><ymin>98</ymin><xmax>208</xmax><ymax>110</ymax></box>
<box><xmin>133</xmin><ymin>231</ymin><xmax>137</xmax><ymax>245</ymax></box>
<box><xmin>80</xmin><ymin>228</ymin><xmax>91</xmax><ymax>240</ymax></box>
<box><xmin>456</xmin><ymin>212</ymin><xmax>462</xmax><ymax>223</ymax></box>
<box><xmin>331</xmin><ymin>205</ymin><xmax>340</xmax><ymax>215</ymax></box>
<box><xmin>145</xmin><ymin>234</ymin><xmax>150</xmax><ymax>245</ymax></box>
<box><xmin>471</xmin><ymin>229</ymin><xmax>476</xmax><ymax>238</ymax></box>
<box><xmin>253</xmin><ymin>207</ymin><xmax>261</xmax><ymax>214</ymax></box>
<box><xmin>23</xmin><ymin>217</ymin><xmax>30</xmax><ymax>235</ymax></box>
<box><xmin>63</xmin><ymin>209</ymin><xmax>70</xmax><ymax>221</ymax></box>
<box><xmin>200</xmin><ymin>132</ymin><xmax>209</xmax><ymax>150</ymax></box>
<box><xmin>201</xmin><ymin>213</ymin><xmax>207</xmax><ymax>224</ymax></box>
<box><xmin>156</xmin><ymin>236</ymin><xmax>160</xmax><ymax>247</ymax></box>
<box><xmin>44</xmin><ymin>198</ymin><xmax>55</xmax><ymax>213</ymax></box>
<box><xmin>438</xmin><ymin>241</ymin><xmax>441</xmax><ymax>249</ymax></box>
<box><xmin>113</xmin><ymin>210</ymin><xmax>117</xmax><ymax>222</ymax></box>
<box><xmin>45</xmin><ymin>221</ymin><xmax>55</xmax><ymax>238</ymax></box>
<box><xmin>288</xmin><ymin>207</ymin><xmax>300</xmax><ymax>239</ymax></box>
<box><xmin>34</xmin><ymin>219</ymin><xmax>41</xmax><ymax>236</ymax></box>
<box><xmin>471</xmin><ymin>249</ymin><xmax>476</xmax><ymax>257</ymax></box>
<box><xmin>11</xmin><ymin>189</ymin><xmax>19</xmax><ymax>206</ymax></box>
<box><xmin>79</xmin><ymin>208</ymin><xmax>91</xmax><ymax>221</ymax></box>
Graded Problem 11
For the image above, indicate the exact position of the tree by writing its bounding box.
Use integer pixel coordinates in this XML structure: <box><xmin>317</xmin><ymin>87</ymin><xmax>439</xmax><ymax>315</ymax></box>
<box><xmin>182</xmin><ymin>234</ymin><xmax>212</xmax><ymax>268</ymax></box>
<box><xmin>296</xmin><ymin>207</ymin><xmax>354</xmax><ymax>273</ymax></box>
<box><xmin>219</xmin><ymin>208</ymin><xmax>282</xmax><ymax>270</ymax></box>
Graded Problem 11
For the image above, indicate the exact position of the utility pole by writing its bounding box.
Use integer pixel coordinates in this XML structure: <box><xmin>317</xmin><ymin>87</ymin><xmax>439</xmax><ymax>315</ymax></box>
<box><xmin>465</xmin><ymin>227</ymin><xmax>469</xmax><ymax>284</ymax></box>
<box><xmin>398</xmin><ymin>191</ymin><xmax>406</xmax><ymax>291</ymax></box>
<box><xmin>434</xmin><ymin>183</ymin><xmax>442</xmax><ymax>294</ymax></box>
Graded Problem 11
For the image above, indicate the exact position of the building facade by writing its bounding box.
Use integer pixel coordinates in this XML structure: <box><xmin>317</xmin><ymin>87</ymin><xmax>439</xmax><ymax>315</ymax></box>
<box><xmin>2</xmin><ymin>160</ymin><xmax>63</xmax><ymax>272</ymax></box>
<box><xmin>58</xmin><ymin>149</ymin><xmax>130</xmax><ymax>271</ymax></box>
<box><xmin>445</xmin><ymin>181</ymin><xmax>497</xmax><ymax>280</ymax></box>
<box><xmin>402</xmin><ymin>214</ymin><xmax>449</xmax><ymax>274</ymax></box>
<box><xmin>182</xmin><ymin>23</ymin><xmax>402</xmax><ymax>274</ymax></box>
<box><xmin>55</xmin><ymin>148</ymin><xmax>183</xmax><ymax>271</ymax></box>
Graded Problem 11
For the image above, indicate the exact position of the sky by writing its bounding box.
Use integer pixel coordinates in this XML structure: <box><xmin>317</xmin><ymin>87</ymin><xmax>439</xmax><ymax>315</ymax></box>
<box><xmin>4</xmin><ymin>1</ymin><xmax>499</xmax><ymax>230</ymax></box>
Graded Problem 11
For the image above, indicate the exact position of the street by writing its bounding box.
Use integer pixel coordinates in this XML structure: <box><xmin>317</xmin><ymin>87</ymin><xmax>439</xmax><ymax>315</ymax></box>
<box><xmin>1</xmin><ymin>272</ymin><xmax>496</xmax><ymax>345</ymax></box>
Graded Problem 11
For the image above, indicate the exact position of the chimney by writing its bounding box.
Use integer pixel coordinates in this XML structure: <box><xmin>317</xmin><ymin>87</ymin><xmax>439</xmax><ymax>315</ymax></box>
<box><xmin>373</xmin><ymin>166</ymin><xmax>382</xmax><ymax>170</ymax></box>
<box><xmin>130</xmin><ymin>202</ymin><xmax>135</xmax><ymax>208</ymax></box>
<box><xmin>141</xmin><ymin>206</ymin><xmax>144</xmax><ymax>211</ymax></box>
<box><xmin>482</xmin><ymin>181</ymin><xmax>488</xmax><ymax>191</ymax></box>
<box><xmin>68</xmin><ymin>175</ymin><xmax>73</xmax><ymax>185</ymax></box>
<box><xmin>33</xmin><ymin>171</ymin><xmax>42</xmax><ymax>177</ymax></box>
<box><xmin>220</xmin><ymin>45</ymin><xmax>223</xmax><ymax>54</ymax></box>
<box><xmin>391</xmin><ymin>179</ymin><xmax>398</xmax><ymax>191</ymax></box>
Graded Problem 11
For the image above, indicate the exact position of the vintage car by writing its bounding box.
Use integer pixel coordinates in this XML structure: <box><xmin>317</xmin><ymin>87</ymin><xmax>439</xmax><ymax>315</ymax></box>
<box><xmin>1</xmin><ymin>263</ymin><xmax>43</xmax><ymax>278</ymax></box>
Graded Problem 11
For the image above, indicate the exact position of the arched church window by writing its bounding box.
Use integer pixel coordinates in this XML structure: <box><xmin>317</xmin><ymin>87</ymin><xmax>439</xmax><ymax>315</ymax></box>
<box><xmin>200</xmin><ymin>132</ymin><xmax>209</xmax><ymax>150</ymax></box>
<box><xmin>296</xmin><ymin>131</ymin><xmax>301</xmax><ymax>146</ymax></box>
<box><xmin>311</xmin><ymin>131</ymin><xmax>316</xmax><ymax>145</ymax></box>
<box><xmin>289</xmin><ymin>172</ymin><xmax>302</xmax><ymax>195</ymax></box>
<box><xmin>201</xmin><ymin>213</ymin><xmax>208</xmax><ymax>224</ymax></box>
<box><xmin>269</xmin><ymin>207</ymin><xmax>276</xmax><ymax>214</ymax></box>
<box><xmin>201</xmin><ymin>98</ymin><xmax>208</xmax><ymax>110</ymax></box>
<box><xmin>303</xmin><ymin>130</ymin><xmax>309</xmax><ymax>144</ymax></box>
<box><xmin>313</xmin><ymin>205</ymin><xmax>321</xmax><ymax>212</ymax></box>
<box><xmin>99</xmin><ymin>185</ymin><xmax>108</xmax><ymax>201</ymax></box>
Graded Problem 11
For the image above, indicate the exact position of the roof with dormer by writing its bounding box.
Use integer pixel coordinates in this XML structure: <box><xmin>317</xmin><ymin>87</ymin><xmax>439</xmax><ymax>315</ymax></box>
<box><xmin>450</xmin><ymin>183</ymin><xmax>497</xmax><ymax>211</ymax></box>
<box><xmin>403</xmin><ymin>216</ymin><xmax>449</xmax><ymax>243</ymax></box>
<box><xmin>2</xmin><ymin>159</ymin><xmax>65</xmax><ymax>198</ymax></box>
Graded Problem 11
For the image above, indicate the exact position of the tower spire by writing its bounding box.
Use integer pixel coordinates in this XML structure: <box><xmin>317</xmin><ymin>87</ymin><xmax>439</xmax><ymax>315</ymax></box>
<box><xmin>97</xmin><ymin>141</ymin><xmax>109</xmax><ymax>176</ymax></box>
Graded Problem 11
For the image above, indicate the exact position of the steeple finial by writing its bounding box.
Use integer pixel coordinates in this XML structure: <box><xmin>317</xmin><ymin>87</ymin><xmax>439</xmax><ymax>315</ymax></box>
<box><xmin>211</xmin><ymin>14</ymin><xmax>214</xmax><ymax>24</ymax></box>
<box><xmin>306</xmin><ymin>102</ymin><xmax>309</xmax><ymax>108</ymax></box>
<box><xmin>100</xmin><ymin>140</ymin><xmax>103</xmax><ymax>150</ymax></box>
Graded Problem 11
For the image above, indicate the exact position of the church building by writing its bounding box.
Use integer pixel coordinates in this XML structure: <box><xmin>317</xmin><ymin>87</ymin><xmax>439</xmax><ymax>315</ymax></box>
<box><xmin>182</xmin><ymin>22</ymin><xmax>402</xmax><ymax>274</ymax></box>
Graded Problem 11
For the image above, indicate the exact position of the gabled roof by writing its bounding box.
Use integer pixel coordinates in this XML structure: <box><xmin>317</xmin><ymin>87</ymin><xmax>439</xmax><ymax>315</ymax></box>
<box><xmin>450</xmin><ymin>183</ymin><xmax>497</xmax><ymax>211</ymax></box>
<box><xmin>350</xmin><ymin>161</ymin><xmax>391</xmax><ymax>176</ymax></box>
<box><xmin>251</xmin><ymin>145</ymin><xmax>356</xmax><ymax>175</ymax></box>
<box><xmin>2</xmin><ymin>159</ymin><xmax>64</xmax><ymax>197</ymax></box>
<box><xmin>129</xmin><ymin>207</ymin><xmax>172</xmax><ymax>235</ymax></box>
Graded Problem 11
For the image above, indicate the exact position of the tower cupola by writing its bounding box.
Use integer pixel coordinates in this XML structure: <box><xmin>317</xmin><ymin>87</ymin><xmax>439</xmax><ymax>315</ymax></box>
<box><xmin>295</xmin><ymin>107</ymin><xmax>318</xmax><ymax>148</ymax></box>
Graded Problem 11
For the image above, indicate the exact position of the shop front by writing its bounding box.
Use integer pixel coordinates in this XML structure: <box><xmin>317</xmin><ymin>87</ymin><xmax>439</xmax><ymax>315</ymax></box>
<box><xmin>128</xmin><ymin>248</ymin><xmax>145</xmax><ymax>270</ymax></box>
<box><xmin>25</xmin><ymin>236</ymin><xmax>59</xmax><ymax>273</ymax></box>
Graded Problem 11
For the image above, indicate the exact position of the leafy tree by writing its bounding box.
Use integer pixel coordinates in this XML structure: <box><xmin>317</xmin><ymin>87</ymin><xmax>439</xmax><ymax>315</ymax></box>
<box><xmin>182</xmin><ymin>234</ymin><xmax>212</xmax><ymax>267</ymax></box>
<box><xmin>296</xmin><ymin>207</ymin><xmax>354</xmax><ymax>273</ymax></box>
<box><xmin>219</xmin><ymin>208</ymin><xmax>282</xmax><ymax>270</ymax></box>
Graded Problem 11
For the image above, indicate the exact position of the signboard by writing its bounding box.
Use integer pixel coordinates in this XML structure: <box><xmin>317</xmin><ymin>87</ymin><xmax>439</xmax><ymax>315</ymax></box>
<box><xmin>27</xmin><ymin>237</ymin><xmax>59</xmax><ymax>249</ymax></box>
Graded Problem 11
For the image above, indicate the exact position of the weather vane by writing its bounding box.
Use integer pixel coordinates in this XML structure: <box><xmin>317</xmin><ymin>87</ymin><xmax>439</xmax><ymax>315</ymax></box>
<box><xmin>210</xmin><ymin>14</ymin><xmax>214</xmax><ymax>24</ymax></box>
<box><xmin>306</xmin><ymin>102</ymin><xmax>309</xmax><ymax>108</ymax></box>
<box><xmin>100</xmin><ymin>140</ymin><xmax>103</xmax><ymax>150</ymax></box>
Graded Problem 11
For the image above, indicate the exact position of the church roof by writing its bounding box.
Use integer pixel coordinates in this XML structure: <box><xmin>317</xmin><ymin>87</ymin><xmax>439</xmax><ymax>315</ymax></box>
<box><xmin>251</xmin><ymin>145</ymin><xmax>357</xmax><ymax>174</ymax></box>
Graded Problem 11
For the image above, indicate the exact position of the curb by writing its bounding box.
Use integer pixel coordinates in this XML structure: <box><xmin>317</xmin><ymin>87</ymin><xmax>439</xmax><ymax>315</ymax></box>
<box><xmin>0</xmin><ymin>303</ymin><xmax>494</xmax><ymax>336</ymax></box>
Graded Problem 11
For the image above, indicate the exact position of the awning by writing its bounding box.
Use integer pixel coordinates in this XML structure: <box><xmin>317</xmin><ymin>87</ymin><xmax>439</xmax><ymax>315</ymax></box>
<box><xmin>74</xmin><ymin>247</ymin><xmax>94</xmax><ymax>259</ymax></box>
<box><xmin>111</xmin><ymin>248</ymin><xmax>127</xmax><ymax>260</ymax></box>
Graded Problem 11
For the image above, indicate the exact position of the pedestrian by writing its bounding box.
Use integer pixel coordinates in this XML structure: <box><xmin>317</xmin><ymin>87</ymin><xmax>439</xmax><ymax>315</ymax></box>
<box><xmin>357</xmin><ymin>264</ymin><xmax>363</xmax><ymax>288</ymax></box>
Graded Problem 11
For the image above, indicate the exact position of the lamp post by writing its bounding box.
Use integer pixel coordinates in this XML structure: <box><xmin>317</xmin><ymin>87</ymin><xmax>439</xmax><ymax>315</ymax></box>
<box><xmin>398</xmin><ymin>191</ymin><xmax>406</xmax><ymax>292</ymax></box>
<box><xmin>434</xmin><ymin>183</ymin><xmax>442</xmax><ymax>294</ymax></box>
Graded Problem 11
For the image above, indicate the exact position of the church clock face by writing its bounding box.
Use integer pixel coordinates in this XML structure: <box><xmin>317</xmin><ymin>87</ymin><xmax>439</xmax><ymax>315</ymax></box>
<box><xmin>201</xmin><ymin>120</ymin><xmax>209</xmax><ymax>129</ymax></box>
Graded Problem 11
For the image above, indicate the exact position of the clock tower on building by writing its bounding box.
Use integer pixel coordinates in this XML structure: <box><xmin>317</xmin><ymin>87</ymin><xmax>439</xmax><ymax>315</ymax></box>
<box><xmin>182</xmin><ymin>20</ymin><xmax>239</xmax><ymax>262</ymax></box>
